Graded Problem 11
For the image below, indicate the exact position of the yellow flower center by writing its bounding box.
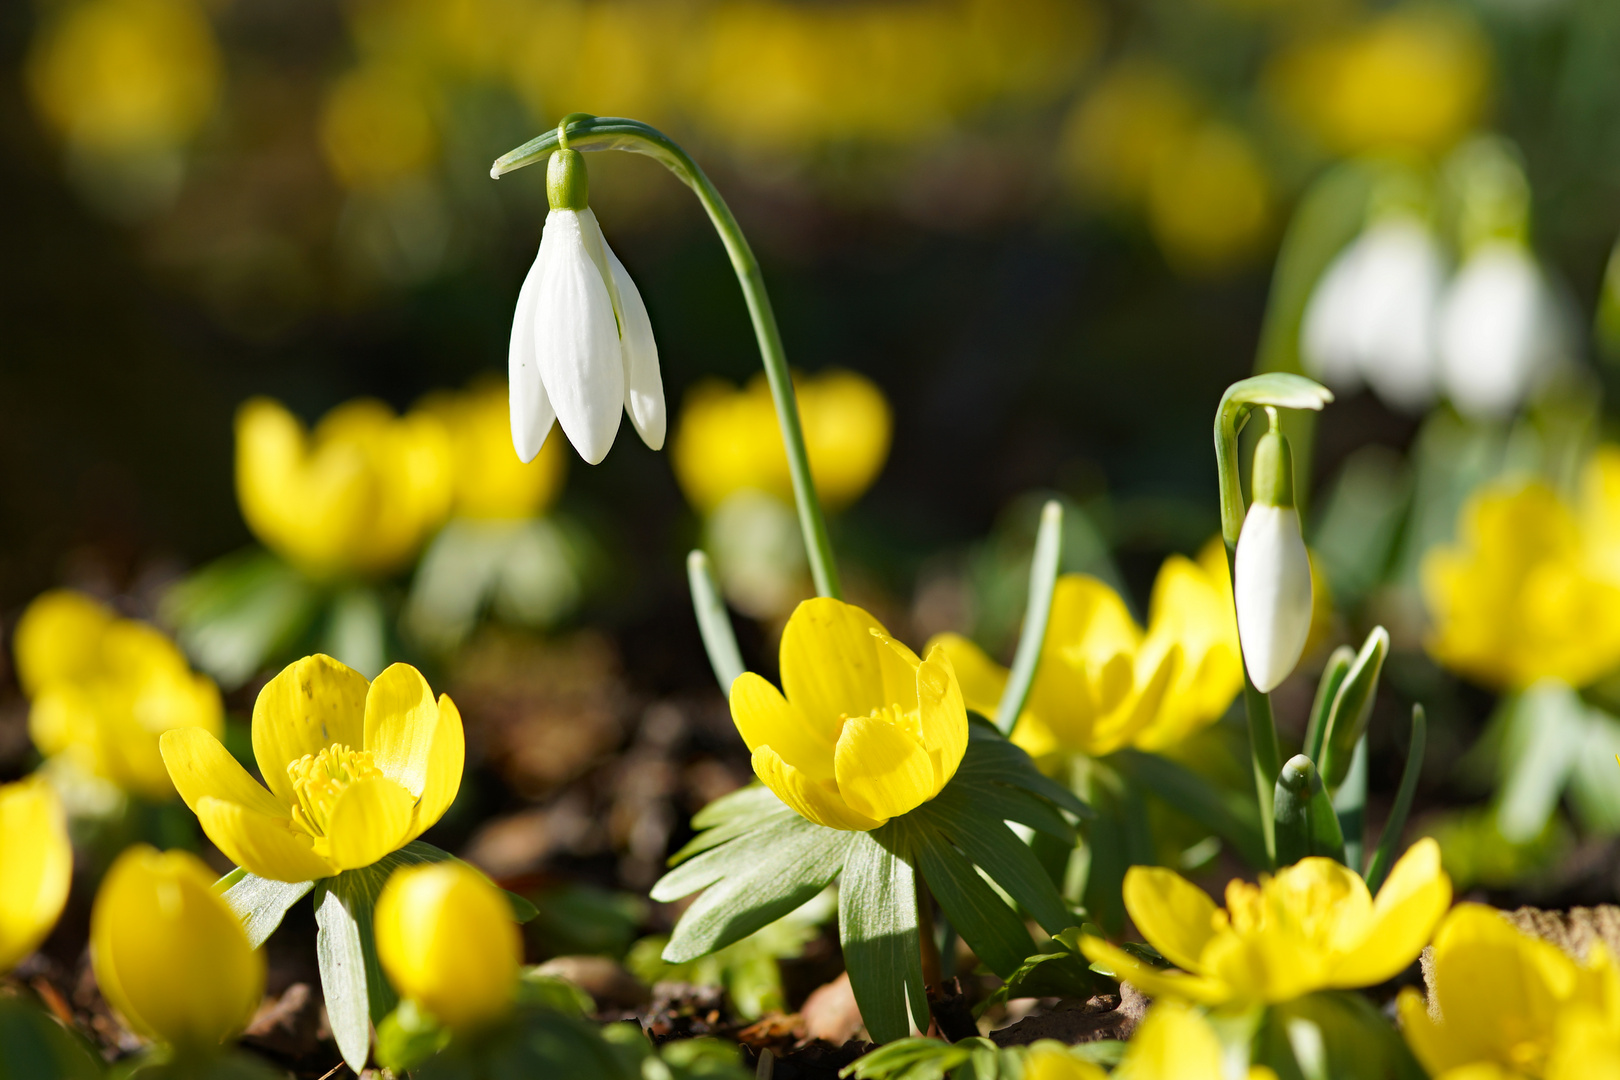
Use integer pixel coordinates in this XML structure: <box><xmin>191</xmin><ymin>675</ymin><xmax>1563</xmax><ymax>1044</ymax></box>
<box><xmin>286</xmin><ymin>744</ymin><xmax>381</xmax><ymax>838</ymax></box>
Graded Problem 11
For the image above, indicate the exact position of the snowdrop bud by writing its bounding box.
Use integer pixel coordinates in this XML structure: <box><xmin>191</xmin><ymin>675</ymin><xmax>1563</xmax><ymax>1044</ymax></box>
<box><xmin>509</xmin><ymin>145</ymin><xmax>666</xmax><ymax>466</ymax></box>
<box><xmin>1235</xmin><ymin>411</ymin><xmax>1313</xmax><ymax>693</ymax></box>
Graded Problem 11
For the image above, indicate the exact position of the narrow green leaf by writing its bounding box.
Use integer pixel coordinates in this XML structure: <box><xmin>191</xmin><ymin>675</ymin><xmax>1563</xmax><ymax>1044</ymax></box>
<box><xmin>220</xmin><ymin>872</ymin><xmax>315</xmax><ymax>949</ymax></box>
<box><xmin>668</xmin><ymin>784</ymin><xmax>795</xmax><ymax>865</ymax></box>
<box><xmin>904</xmin><ymin>819</ymin><xmax>1034</xmax><ymax>979</ymax></box>
<box><xmin>1110</xmin><ymin>749</ymin><xmax>1267</xmax><ymax>869</ymax></box>
<box><xmin>659</xmin><ymin>816</ymin><xmax>850</xmax><ymax>963</ymax></box>
<box><xmin>957</xmin><ymin>725</ymin><xmax>1091</xmax><ymax>820</ymax></box>
<box><xmin>840</xmin><ymin>827</ymin><xmax>928</xmax><ymax>1045</ymax></box>
<box><xmin>915</xmin><ymin>789</ymin><xmax>1072</xmax><ymax>935</ymax></box>
<box><xmin>687</xmin><ymin>550</ymin><xmax>746</xmax><ymax>693</ymax></box>
<box><xmin>1334</xmin><ymin>736</ymin><xmax>1368</xmax><ymax>873</ymax></box>
<box><xmin>1318</xmin><ymin>627</ymin><xmax>1389</xmax><ymax>791</ymax></box>
<box><xmin>314</xmin><ymin>880</ymin><xmax>375</xmax><ymax>1074</ymax></box>
<box><xmin>995</xmin><ymin>500</ymin><xmax>1062</xmax><ymax>738</ymax></box>
<box><xmin>506</xmin><ymin>890</ymin><xmax>540</xmax><ymax>923</ymax></box>
<box><xmin>1497</xmin><ymin>684</ymin><xmax>1588</xmax><ymax>844</ymax></box>
<box><xmin>1365</xmin><ymin>706</ymin><xmax>1428</xmax><ymax>892</ymax></box>
<box><xmin>1303</xmin><ymin>646</ymin><xmax>1356</xmax><ymax>764</ymax></box>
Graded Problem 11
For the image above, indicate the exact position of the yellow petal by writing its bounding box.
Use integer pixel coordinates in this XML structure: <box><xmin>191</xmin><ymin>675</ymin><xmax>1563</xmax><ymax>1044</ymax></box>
<box><xmin>834</xmin><ymin>715</ymin><xmax>936</xmax><ymax>821</ymax></box>
<box><xmin>375</xmin><ymin>861</ymin><xmax>520</xmax><ymax>1031</ymax></box>
<box><xmin>751</xmin><ymin>746</ymin><xmax>883</xmax><ymax>831</ymax></box>
<box><xmin>252</xmin><ymin>655</ymin><xmax>369</xmax><ymax>808</ymax></box>
<box><xmin>0</xmin><ymin>777</ymin><xmax>72</xmax><ymax>973</ymax></box>
<box><xmin>12</xmin><ymin>589</ymin><xmax>112</xmax><ymax>697</ymax></box>
<box><xmin>915</xmin><ymin>646</ymin><xmax>969</xmax><ymax>791</ymax></box>
<box><xmin>779</xmin><ymin>598</ymin><xmax>915</xmax><ymax>723</ymax></box>
<box><xmin>160</xmin><ymin>727</ymin><xmax>287</xmax><ymax>822</ymax></box>
<box><xmin>323</xmin><ymin>774</ymin><xmax>416</xmax><ymax>872</ymax></box>
<box><xmin>196</xmin><ymin>797</ymin><xmax>337</xmax><ymax>883</ymax></box>
<box><xmin>362</xmin><ymin>664</ymin><xmax>458</xmax><ymax>802</ymax></box>
<box><xmin>1329</xmin><ymin>838</ymin><xmax>1451</xmax><ymax>988</ymax></box>
<box><xmin>922</xmin><ymin>633</ymin><xmax>1007</xmax><ymax>719</ymax></box>
<box><xmin>730</xmin><ymin>671</ymin><xmax>836</xmax><ymax>779</ymax></box>
<box><xmin>1114</xmin><ymin>1000</ymin><xmax>1226</xmax><ymax>1080</ymax></box>
<box><xmin>1079</xmin><ymin>937</ymin><xmax>1231</xmax><ymax>1006</ymax></box>
<box><xmin>1121</xmin><ymin>865</ymin><xmax>1219</xmax><ymax>974</ymax></box>
<box><xmin>91</xmin><ymin>846</ymin><xmax>264</xmax><ymax>1050</ymax></box>
<box><xmin>1047</xmin><ymin>575</ymin><xmax>1142</xmax><ymax>665</ymax></box>
<box><xmin>404</xmin><ymin>694</ymin><xmax>465</xmax><ymax>843</ymax></box>
<box><xmin>1023</xmin><ymin>1041</ymin><xmax>1109</xmax><ymax>1080</ymax></box>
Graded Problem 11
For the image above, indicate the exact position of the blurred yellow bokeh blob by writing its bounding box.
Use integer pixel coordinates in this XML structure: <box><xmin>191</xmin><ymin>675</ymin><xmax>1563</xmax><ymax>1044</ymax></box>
<box><xmin>320</xmin><ymin>64</ymin><xmax>440</xmax><ymax>191</ymax></box>
<box><xmin>415</xmin><ymin>380</ymin><xmax>567</xmax><ymax>520</ymax></box>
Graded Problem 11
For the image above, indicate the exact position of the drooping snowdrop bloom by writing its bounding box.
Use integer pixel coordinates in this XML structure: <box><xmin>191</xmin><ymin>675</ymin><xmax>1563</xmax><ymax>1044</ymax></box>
<box><xmin>1437</xmin><ymin>240</ymin><xmax>1565</xmax><ymax>420</ymax></box>
<box><xmin>509</xmin><ymin>146</ymin><xmax>664</xmax><ymax>465</ymax></box>
<box><xmin>1234</xmin><ymin>411</ymin><xmax>1313</xmax><ymax>692</ymax></box>
<box><xmin>1300</xmin><ymin>216</ymin><xmax>1445</xmax><ymax>413</ymax></box>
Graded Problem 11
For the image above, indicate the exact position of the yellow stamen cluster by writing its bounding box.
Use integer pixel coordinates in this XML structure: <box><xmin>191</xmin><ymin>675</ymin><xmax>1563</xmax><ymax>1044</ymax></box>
<box><xmin>286</xmin><ymin>744</ymin><xmax>381</xmax><ymax>838</ymax></box>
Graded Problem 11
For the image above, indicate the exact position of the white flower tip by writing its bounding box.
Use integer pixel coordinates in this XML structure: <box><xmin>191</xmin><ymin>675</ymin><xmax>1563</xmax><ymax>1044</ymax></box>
<box><xmin>490</xmin><ymin>164</ymin><xmax>502</xmax><ymax>180</ymax></box>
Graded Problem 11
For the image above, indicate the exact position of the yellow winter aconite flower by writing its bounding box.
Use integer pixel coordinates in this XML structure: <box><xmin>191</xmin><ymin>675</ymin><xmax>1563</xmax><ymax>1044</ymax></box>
<box><xmin>0</xmin><ymin>777</ymin><xmax>72</xmax><ymax>973</ymax></box>
<box><xmin>320</xmin><ymin>63</ymin><xmax>439</xmax><ymax>191</ymax></box>
<box><xmin>1113</xmin><ymin>1000</ymin><xmax>1277</xmax><ymax>1080</ymax></box>
<box><xmin>91</xmin><ymin>845</ymin><xmax>264</xmax><ymax>1050</ymax></box>
<box><xmin>16</xmin><ymin>590</ymin><xmax>223</xmax><ymax>801</ymax></box>
<box><xmin>1398</xmin><ymin>903</ymin><xmax>1620</xmax><ymax>1080</ymax></box>
<box><xmin>1021</xmin><ymin>1040</ymin><xmax>1107</xmax><ymax>1080</ymax></box>
<box><xmin>1267</xmin><ymin>8</ymin><xmax>1489</xmax><ymax>157</ymax></box>
<box><xmin>160</xmin><ymin>654</ymin><xmax>464</xmax><ymax>883</ymax></box>
<box><xmin>236</xmin><ymin>396</ymin><xmax>453</xmax><ymax>580</ymax></box>
<box><xmin>1062</xmin><ymin>59</ymin><xmax>1200</xmax><ymax>208</ymax></box>
<box><xmin>26</xmin><ymin>0</ymin><xmax>220</xmax><ymax>154</ymax></box>
<box><xmin>415</xmin><ymin>380</ymin><xmax>567</xmax><ymax>520</ymax></box>
<box><xmin>1424</xmin><ymin>468</ymin><xmax>1620</xmax><ymax>690</ymax></box>
<box><xmin>730</xmin><ymin>598</ymin><xmax>968</xmax><ymax>831</ymax></box>
<box><xmin>672</xmin><ymin>370</ymin><xmax>891</xmax><ymax>515</ymax></box>
<box><xmin>1146</xmin><ymin>121</ymin><xmax>1272</xmax><ymax>274</ymax></box>
<box><xmin>930</xmin><ymin>546</ymin><xmax>1241</xmax><ymax>757</ymax></box>
<box><xmin>1081</xmin><ymin>839</ymin><xmax>1451</xmax><ymax>1006</ymax></box>
<box><xmin>375</xmin><ymin>861</ymin><xmax>521</xmax><ymax>1031</ymax></box>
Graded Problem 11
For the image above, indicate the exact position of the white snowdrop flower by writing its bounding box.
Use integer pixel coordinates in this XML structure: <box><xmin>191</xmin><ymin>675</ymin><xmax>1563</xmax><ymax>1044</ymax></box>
<box><xmin>1234</xmin><ymin>410</ymin><xmax>1313</xmax><ymax>693</ymax></box>
<box><xmin>1437</xmin><ymin>240</ymin><xmax>1563</xmax><ymax>421</ymax></box>
<box><xmin>509</xmin><ymin>147</ymin><xmax>665</xmax><ymax>465</ymax></box>
<box><xmin>1300</xmin><ymin>217</ymin><xmax>1445</xmax><ymax>413</ymax></box>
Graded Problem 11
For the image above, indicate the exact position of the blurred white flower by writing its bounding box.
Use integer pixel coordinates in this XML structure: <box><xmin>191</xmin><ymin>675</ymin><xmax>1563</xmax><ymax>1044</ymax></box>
<box><xmin>1300</xmin><ymin>217</ymin><xmax>1445</xmax><ymax>413</ymax></box>
<box><xmin>509</xmin><ymin>149</ymin><xmax>665</xmax><ymax>465</ymax></box>
<box><xmin>1436</xmin><ymin>241</ymin><xmax>1563</xmax><ymax>420</ymax></box>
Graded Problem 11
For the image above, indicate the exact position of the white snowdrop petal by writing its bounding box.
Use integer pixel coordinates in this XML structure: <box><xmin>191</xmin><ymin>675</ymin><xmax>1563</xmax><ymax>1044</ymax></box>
<box><xmin>1349</xmin><ymin>220</ymin><xmax>1444</xmax><ymax>413</ymax></box>
<box><xmin>1234</xmin><ymin>504</ymin><xmax>1313</xmax><ymax>693</ymax></box>
<box><xmin>1438</xmin><ymin>243</ymin><xmax>1550</xmax><ymax>421</ymax></box>
<box><xmin>534</xmin><ymin>209</ymin><xmax>624</xmax><ymax>465</ymax></box>
<box><xmin>605</xmin><ymin>242</ymin><xmax>666</xmax><ymax>451</ymax></box>
<box><xmin>508</xmin><ymin>246</ymin><xmax>556</xmax><ymax>463</ymax></box>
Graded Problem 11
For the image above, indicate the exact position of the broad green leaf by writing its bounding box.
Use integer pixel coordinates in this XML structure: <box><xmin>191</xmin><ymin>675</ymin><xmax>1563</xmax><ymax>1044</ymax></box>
<box><xmin>505</xmin><ymin>890</ymin><xmax>540</xmax><ymax>924</ymax></box>
<box><xmin>1303</xmin><ymin>646</ymin><xmax>1356</xmax><ymax>765</ymax></box>
<box><xmin>996</xmin><ymin>500</ymin><xmax>1062</xmax><ymax>738</ymax></box>
<box><xmin>903</xmin><ymin>819</ymin><xmax>1033</xmax><ymax>979</ymax></box>
<box><xmin>957</xmin><ymin>725</ymin><xmax>1090</xmax><ymax>821</ymax></box>
<box><xmin>687</xmin><ymin>550</ymin><xmax>746</xmax><ymax>693</ymax></box>
<box><xmin>220</xmin><ymin>872</ymin><xmax>314</xmax><ymax>949</ymax></box>
<box><xmin>916</xmin><ymin>786</ymin><xmax>1072</xmax><ymax>935</ymax></box>
<box><xmin>667</xmin><ymin>784</ymin><xmax>795</xmax><ymax>865</ymax></box>
<box><xmin>162</xmin><ymin>548</ymin><xmax>323</xmax><ymax>690</ymax></box>
<box><xmin>0</xmin><ymin>997</ymin><xmax>103</xmax><ymax>1080</ymax></box>
<box><xmin>1497</xmin><ymin>684</ymin><xmax>1587</xmax><ymax>844</ymax></box>
<box><xmin>1110</xmin><ymin>748</ymin><xmax>1266</xmax><ymax>869</ymax></box>
<box><xmin>1333</xmin><ymin>737</ymin><xmax>1368</xmax><ymax>874</ymax></box>
<box><xmin>314</xmin><ymin>878</ymin><xmax>377</xmax><ymax>1074</ymax></box>
<box><xmin>977</xmin><ymin>929</ymin><xmax>1110</xmax><ymax>1014</ymax></box>
<box><xmin>1255</xmin><ymin>991</ymin><xmax>1426</xmax><ymax>1080</ymax></box>
<box><xmin>840</xmin><ymin>827</ymin><xmax>928</xmax><ymax>1045</ymax></box>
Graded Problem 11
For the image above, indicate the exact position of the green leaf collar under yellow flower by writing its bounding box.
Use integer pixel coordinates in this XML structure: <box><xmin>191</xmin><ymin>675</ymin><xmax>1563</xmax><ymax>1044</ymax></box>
<box><xmin>729</xmin><ymin>597</ymin><xmax>968</xmax><ymax>831</ymax></box>
<box><xmin>160</xmin><ymin>654</ymin><xmax>464</xmax><ymax>883</ymax></box>
<box><xmin>1082</xmin><ymin>839</ymin><xmax>1451</xmax><ymax>1006</ymax></box>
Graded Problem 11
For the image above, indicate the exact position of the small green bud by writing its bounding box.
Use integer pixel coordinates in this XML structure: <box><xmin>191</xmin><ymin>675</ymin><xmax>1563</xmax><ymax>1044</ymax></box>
<box><xmin>1251</xmin><ymin>408</ymin><xmax>1295</xmax><ymax>508</ymax></box>
<box><xmin>547</xmin><ymin>149</ymin><xmax>590</xmax><ymax>211</ymax></box>
<box><xmin>1273</xmin><ymin>754</ymin><xmax>1346</xmax><ymax>868</ymax></box>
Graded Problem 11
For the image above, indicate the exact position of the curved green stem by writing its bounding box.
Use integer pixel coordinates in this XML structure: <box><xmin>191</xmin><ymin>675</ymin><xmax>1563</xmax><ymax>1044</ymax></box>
<box><xmin>494</xmin><ymin>116</ymin><xmax>842</xmax><ymax>599</ymax></box>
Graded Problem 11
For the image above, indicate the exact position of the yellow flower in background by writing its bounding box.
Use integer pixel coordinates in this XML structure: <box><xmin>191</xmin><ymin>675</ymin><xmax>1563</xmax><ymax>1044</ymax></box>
<box><xmin>1423</xmin><ymin>472</ymin><xmax>1620</xmax><ymax>690</ymax></box>
<box><xmin>160</xmin><ymin>655</ymin><xmax>464</xmax><ymax>882</ymax></box>
<box><xmin>1112</xmin><ymin>1000</ymin><xmax>1277</xmax><ymax>1080</ymax></box>
<box><xmin>320</xmin><ymin>63</ymin><xmax>439</xmax><ymax>191</ymax></box>
<box><xmin>375</xmin><ymin>861</ymin><xmax>521</xmax><ymax>1031</ymax></box>
<box><xmin>1146</xmin><ymin>121</ymin><xmax>1272</xmax><ymax>273</ymax></box>
<box><xmin>16</xmin><ymin>590</ymin><xmax>222</xmax><ymax>801</ymax></box>
<box><xmin>1082</xmin><ymin>839</ymin><xmax>1450</xmax><ymax>1007</ymax></box>
<box><xmin>931</xmin><ymin>550</ymin><xmax>1240</xmax><ymax>758</ymax></box>
<box><xmin>0</xmin><ymin>777</ymin><xmax>72</xmax><ymax>973</ymax></box>
<box><xmin>1062</xmin><ymin>59</ymin><xmax>1200</xmax><ymax>208</ymax></box>
<box><xmin>672</xmin><ymin>370</ymin><xmax>891</xmax><ymax>514</ymax></box>
<box><xmin>416</xmin><ymin>380</ymin><xmax>567</xmax><ymax>520</ymax></box>
<box><xmin>1267</xmin><ymin>8</ymin><xmax>1489</xmax><ymax>158</ymax></box>
<box><xmin>26</xmin><ymin>0</ymin><xmax>220</xmax><ymax>154</ymax></box>
<box><xmin>91</xmin><ymin>845</ymin><xmax>264</xmax><ymax>1050</ymax></box>
<box><xmin>730</xmin><ymin>598</ymin><xmax>968</xmax><ymax>831</ymax></box>
<box><xmin>1022</xmin><ymin>1040</ymin><xmax>1107</xmax><ymax>1080</ymax></box>
<box><xmin>1398</xmin><ymin>903</ymin><xmax>1620</xmax><ymax>1080</ymax></box>
<box><xmin>236</xmin><ymin>396</ymin><xmax>453</xmax><ymax>580</ymax></box>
